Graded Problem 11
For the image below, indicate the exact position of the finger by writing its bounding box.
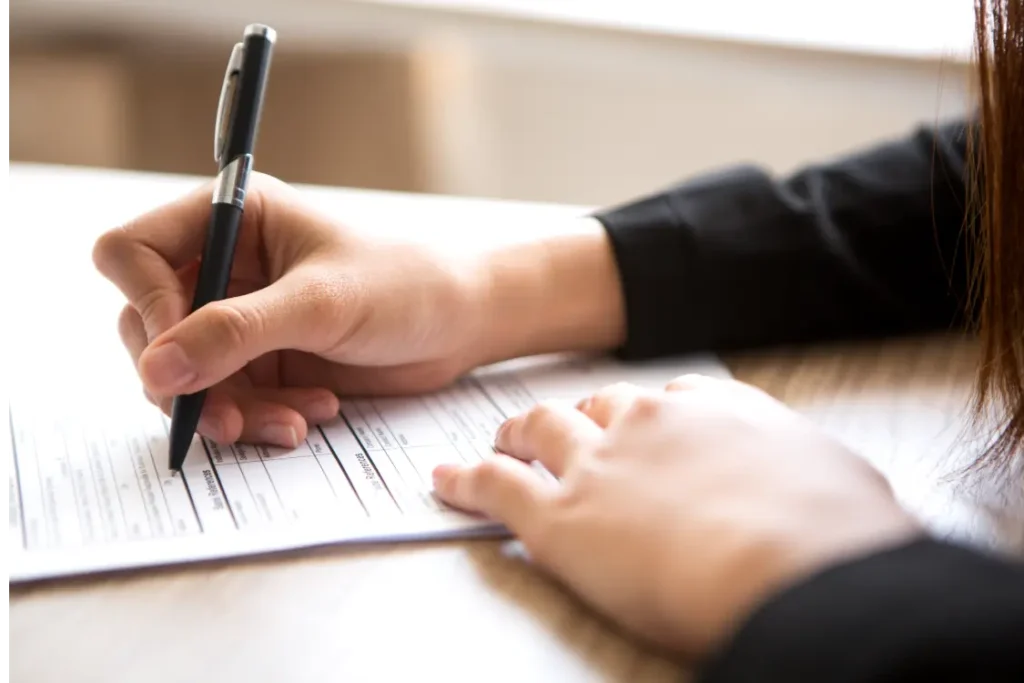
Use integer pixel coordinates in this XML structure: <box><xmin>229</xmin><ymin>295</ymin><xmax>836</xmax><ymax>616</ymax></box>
<box><xmin>172</xmin><ymin>386</ymin><xmax>336</xmax><ymax>445</ymax></box>
<box><xmin>231</xmin><ymin>393</ymin><xmax>309</xmax><ymax>448</ymax></box>
<box><xmin>432</xmin><ymin>457</ymin><xmax>553</xmax><ymax>538</ymax></box>
<box><xmin>118</xmin><ymin>304</ymin><xmax>154</xmax><ymax>401</ymax></box>
<box><xmin>145</xmin><ymin>366</ymin><xmax>335</xmax><ymax>448</ymax></box>
<box><xmin>666</xmin><ymin>374</ymin><xmax>778</xmax><ymax>406</ymax></box>
<box><xmin>152</xmin><ymin>373</ymin><xmax>315</xmax><ymax>448</ymax></box>
<box><xmin>92</xmin><ymin>182</ymin><xmax>220</xmax><ymax>339</ymax></box>
<box><xmin>122</xmin><ymin>307</ymin><xmax>278</xmax><ymax>440</ymax></box>
<box><xmin>496</xmin><ymin>400</ymin><xmax>601</xmax><ymax>477</ymax></box>
<box><xmin>665</xmin><ymin>373</ymin><xmax>715</xmax><ymax>392</ymax></box>
<box><xmin>254</xmin><ymin>387</ymin><xmax>340</xmax><ymax>425</ymax></box>
<box><xmin>118</xmin><ymin>304</ymin><xmax>148</xmax><ymax>364</ymax></box>
<box><xmin>136</xmin><ymin>269</ymin><xmax>352</xmax><ymax>397</ymax></box>
<box><xmin>316</xmin><ymin>359</ymin><xmax>463</xmax><ymax>396</ymax></box>
<box><xmin>153</xmin><ymin>389</ymin><xmax>244</xmax><ymax>445</ymax></box>
<box><xmin>575</xmin><ymin>381</ymin><xmax>646</xmax><ymax>428</ymax></box>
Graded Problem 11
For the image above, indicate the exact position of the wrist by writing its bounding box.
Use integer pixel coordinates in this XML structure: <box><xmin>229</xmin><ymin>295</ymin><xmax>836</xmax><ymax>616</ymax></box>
<box><xmin>471</xmin><ymin>217</ymin><xmax>626</xmax><ymax>366</ymax></box>
<box><xmin>689</xmin><ymin>507</ymin><xmax>922</xmax><ymax>660</ymax></box>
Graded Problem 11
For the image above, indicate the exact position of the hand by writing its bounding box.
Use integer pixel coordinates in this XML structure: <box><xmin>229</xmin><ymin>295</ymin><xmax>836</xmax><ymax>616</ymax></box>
<box><xmin>92</xmin><ymin>173</ymin><xmax>624</xmax><ymax>448</ymax></box>
<box><xmin>92</xmin><ymin>174</ymin><xmax>481</xmax><ymax>447</ymax></box>
<box><xmin>431</xmin><ymin>375</ymin><xmax>921</xmax><ymax>659</ymax></box>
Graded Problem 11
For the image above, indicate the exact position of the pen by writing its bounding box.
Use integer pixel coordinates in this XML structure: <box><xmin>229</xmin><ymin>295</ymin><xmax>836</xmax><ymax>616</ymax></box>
<box><xmin>167</xmin><ymin>23</ymin><xmax>276</xmax><ymax>471</ymax></box>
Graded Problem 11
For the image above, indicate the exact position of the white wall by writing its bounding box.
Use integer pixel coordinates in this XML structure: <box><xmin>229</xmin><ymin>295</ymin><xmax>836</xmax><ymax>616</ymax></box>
<box><xmin>11</xmin><ymin>0</ymin><xmax>976</xmax><ymax>207</ymax></box>
<box><xmin>411</xmin><ymin>24</ymin><xmax>973</xmax><ymax>205</ymax></box>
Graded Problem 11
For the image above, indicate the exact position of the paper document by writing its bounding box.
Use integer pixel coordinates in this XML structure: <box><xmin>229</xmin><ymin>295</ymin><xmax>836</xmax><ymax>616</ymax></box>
<box><xmin>7</xmin><ymin>353</ymin><xmax>728</xmax><ymax>582</ymax></box>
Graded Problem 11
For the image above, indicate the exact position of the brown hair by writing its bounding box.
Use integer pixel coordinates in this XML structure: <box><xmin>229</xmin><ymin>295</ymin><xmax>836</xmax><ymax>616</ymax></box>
<box><xmin>969</xmin><ymin>0</ymin><xmax>1024</xmax><ymax>471</ymax></box>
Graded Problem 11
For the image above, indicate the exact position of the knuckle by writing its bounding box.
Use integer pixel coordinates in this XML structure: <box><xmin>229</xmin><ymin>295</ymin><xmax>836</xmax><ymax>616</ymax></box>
<box><xmin>625</xmin><ymin>394</ymin><xmax>664</xmax><ymax>421</ymax></box>
<box><xmin>91</xmin><ymin>226</ymin><xmax>132</xmax><ymax>274</ymax></box>
<box><xmin>525</xmin><ymin>400</ymin><xmax>562</xmax><ymax>432</ymax></box>
<box><xmin>134</xmin><ymin>286</ymin><xmax>177</xmax><ymax>330</ymax></box>
<box><xmin>472</xmin><ymin>459</ymin><xmax>507</xmax><ymax>496</ymax></box>
<box><xmin>587</xmin><ymin>382</ymin><xmax>641</xmax><ymax>416</ymax></box>
<box><xmin>116</xmin><ymin>304</ymin><xmax>146</xmax><ymax>348</ymax></box>
<box><xmin>593</xmin><ymin>381</ymin><xmax>634</xmax><ymax>401</ymax></box>
<box><xmin>117</xmin><ymin>303</ymin><xmax>138</xmax><ymax>337</ymax></box>
<box><xmin>209</xmin><ymin>302</ymin><xmax>262</xmax><ymax>351</ymax></box>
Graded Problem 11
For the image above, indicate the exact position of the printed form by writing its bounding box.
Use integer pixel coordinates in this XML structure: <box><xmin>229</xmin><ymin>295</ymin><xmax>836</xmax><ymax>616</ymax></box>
<box><xmin>7</xmin><ymin>353</ymin><xmax>728</xmax><ymax>582</ymax></box>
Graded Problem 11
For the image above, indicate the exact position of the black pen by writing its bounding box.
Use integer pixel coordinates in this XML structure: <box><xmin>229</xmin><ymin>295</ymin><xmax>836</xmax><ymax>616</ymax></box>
<box><xmin>168</xmin><ymin>24</ymin><xmax>276</xmax><ymax>471</ymax></box>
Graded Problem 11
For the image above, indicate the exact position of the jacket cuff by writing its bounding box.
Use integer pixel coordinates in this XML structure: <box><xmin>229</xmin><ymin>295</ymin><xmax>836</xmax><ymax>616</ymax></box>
<box><xmin>696</xmin><ymin>537</ymin><xmax>1024</xmax><ymax>683</ymax></box>
<box><xmin>593</xmin><ymin>166</ymin><xmax>776</xmax><ymax>360</ymax></box>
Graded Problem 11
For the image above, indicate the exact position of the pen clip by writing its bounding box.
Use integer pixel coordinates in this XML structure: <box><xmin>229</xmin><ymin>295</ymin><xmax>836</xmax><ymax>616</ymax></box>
<box><xmin>214</xmin><ymin>42</ymin><xmax>244</xmax><ymax>165</ymax></box>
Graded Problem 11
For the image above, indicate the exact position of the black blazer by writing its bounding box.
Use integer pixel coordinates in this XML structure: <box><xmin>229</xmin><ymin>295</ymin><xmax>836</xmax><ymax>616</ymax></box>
<box><xmin>594</xmin><ymin>120</ymin><xmax>1024</xmax><ymax>682</ymax></box>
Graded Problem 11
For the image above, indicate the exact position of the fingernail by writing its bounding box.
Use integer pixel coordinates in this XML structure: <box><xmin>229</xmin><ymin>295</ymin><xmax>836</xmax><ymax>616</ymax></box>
<box><xmin>143</xmin><ymin>342</ymin><xmax>196</xmax><ymax>392</ymax></box>
<box><xmin>198</xmin><ymin>414</ymin><xmax>224</xmax><ymax>442</ymax></box>
<box><xmin>432</xmin><ymin>464</ymin><xmax>458</xmax><ymax>490</ymax></box>
<box><xmin>260</xmin><ymin>423</ymin><xmax>298</xmax><ymax>448</ymax></box>
<box><xmin>493</xmin><ymin>420</ymin><xmax>511</xmax><ymax>449</ymax></box>
<box><xmin>308</xmin><ymin>396</ymin><xmax>340</xmax><ymax>421</ymax></box>
<box><xmin>576</xmin><ymin>397</ymin><xmax>592</xmax><ymax>412</ymax></box>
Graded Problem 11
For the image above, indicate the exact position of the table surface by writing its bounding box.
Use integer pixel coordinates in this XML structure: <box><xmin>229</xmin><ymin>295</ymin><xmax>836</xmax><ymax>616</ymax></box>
<box><xmin>7</xmin><ymin>163</ymin><xmax>1020</xmax><ymax>683</ymax></box>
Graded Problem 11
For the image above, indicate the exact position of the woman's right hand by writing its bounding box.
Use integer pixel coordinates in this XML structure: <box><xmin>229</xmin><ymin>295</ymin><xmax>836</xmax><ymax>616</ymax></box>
<box><xmin>92</xmin><ymin>172</ymin><xmax>624</xmax><ymax>447</ymax></box>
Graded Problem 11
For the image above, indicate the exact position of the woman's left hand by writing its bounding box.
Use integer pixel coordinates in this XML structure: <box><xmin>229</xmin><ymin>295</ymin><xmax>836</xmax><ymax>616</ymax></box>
<box><xmin>431</xmin><ymin>374</ymin><xmax>921</xmax><ymax>660</ymax></box>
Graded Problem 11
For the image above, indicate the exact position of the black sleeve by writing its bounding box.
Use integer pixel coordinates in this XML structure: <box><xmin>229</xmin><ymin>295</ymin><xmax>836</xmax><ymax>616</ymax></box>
<box><xmin>595</xmin><ymin>119</ymin><xmax>974</xmax><ymax>359</ymax></box>
<box><xmin>696</xmin><ymin>538</ymin><xmax>1024</xmax><ymax>683</ymax></box>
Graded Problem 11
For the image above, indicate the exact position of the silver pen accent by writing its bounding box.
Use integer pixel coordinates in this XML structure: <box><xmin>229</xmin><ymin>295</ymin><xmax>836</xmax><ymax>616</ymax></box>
<box><xmin>212</xmin><ymin>154</ymin><xmax>253</xmax><ymax>208</ymax></box>
<box><xmin>214</xmin><ymin>43</ymin><xmax>244</xmax><ymax>165</ymax></box>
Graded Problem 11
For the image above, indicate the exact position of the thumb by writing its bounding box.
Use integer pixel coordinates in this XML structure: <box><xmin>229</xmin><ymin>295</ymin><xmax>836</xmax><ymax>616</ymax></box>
<box><xmin>137</xmin><ymin>271</ymin><xmax>349</xmax><ymax>395</ymax></box>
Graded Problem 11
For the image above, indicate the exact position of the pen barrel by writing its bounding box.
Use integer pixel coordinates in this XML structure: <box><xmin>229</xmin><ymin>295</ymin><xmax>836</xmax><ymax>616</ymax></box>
<box><xmin>191</xmin><ymin>202</ymin><xmax>244</xmax><ymax>310</ymax></box>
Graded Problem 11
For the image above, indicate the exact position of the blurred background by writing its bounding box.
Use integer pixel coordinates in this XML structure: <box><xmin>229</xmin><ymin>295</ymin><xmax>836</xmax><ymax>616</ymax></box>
<box><xmin>10</xmin><ymin>0</ymin><xmax>976</xmax><ymax>208</ymax></box>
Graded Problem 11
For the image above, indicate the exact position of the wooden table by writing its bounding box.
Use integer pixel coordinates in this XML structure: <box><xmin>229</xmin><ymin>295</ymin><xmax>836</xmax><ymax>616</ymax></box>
<box><xmin>8</xmin><ymin>164</ymin><xmax>1017</xmax><ymax>683</ymax></box>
